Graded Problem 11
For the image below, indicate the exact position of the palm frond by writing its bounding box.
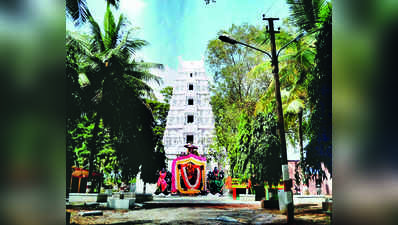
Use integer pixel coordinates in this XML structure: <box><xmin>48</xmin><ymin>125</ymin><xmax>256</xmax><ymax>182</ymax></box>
<box><xmin>113</xmin><ymin>14</ymin><xmax>128</xmax><ymax>48</ymax></box>
<box><xmin>123</xmin><ymin>36</ymin><xmax>148</xmax><ymax>56</ymax></box>
<box><xmin>66</xmin><ymin>0</ymin><xmax>91</xmax><ymax>25</ymax></box>
<box><xmin>137</xmin><ymin>62</ymin><xmax>164</xmax><ymax>71</ymax></box>
<box><xmin>125</xmin><ymin>68</ymin><xmax>162</xmax><ymax>86</ymax></box>
<box><xmin>67</xmin><ymin>31</ymin><xmax>94</xmax><ymax>54</ymax></box>
<box><xmin>109</xmin><ymin>32</ymin><xmax>148</xmax><ymax>59</ymax></box>
<box><xmin>287</xmin><ymin>0</ymin><xmax>328</xmax><ymax>32</ymax></box>
<box><xmin>103</xmin><ymin>3</ymin><xmax>117</xmax><ymax>50</ymax></box>
<box><xmin>254</xmin><ymin>79</ymin><xmax>275</xmax><ymax>115</ymax></box>
<box><xmin>88</xmin><ymin>15</ymin><xmax>105</xmax><ymax>52</ymax></box>
<box><xmin>124</xmin><ymin>75</ymin><xmax>154</xmax><ymax>97</ymax></box>
<box><xmin>106</xmin><ymin>0</ymin><xmax>120</xmax><ymax>8</ymax></box>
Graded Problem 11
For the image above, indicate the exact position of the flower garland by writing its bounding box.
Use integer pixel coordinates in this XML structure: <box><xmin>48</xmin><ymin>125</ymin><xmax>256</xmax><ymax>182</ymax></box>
<box><xmin>180</xmin><ymin>164</ymin><xmax>201</xmax><ymax>190</ymax></box>
<box><xmin>171</xmin><ymin>154</ymin><xmax>206</xmax><ymax>194</ymax></box>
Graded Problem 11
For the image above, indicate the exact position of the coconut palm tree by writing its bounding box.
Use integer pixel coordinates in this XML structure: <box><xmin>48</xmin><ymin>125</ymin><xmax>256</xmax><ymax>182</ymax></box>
<box><xmin>287</xmin><ymin>0</ymin><xmax>332</xmax><ymax>176</ymax></box>
<box><xmin>66</xmin><ymin>0</ymin><xmax>120</xmax><ymax>25</ymax></box>
<box><xmin>66</xmin><ymin>2</ymin><xmax>162</xmax><ymax>190</ymax></box>
<box><xmin>286</xmin><ymin>0</ymin><xmax>331</xmax><ymax>33</ymax></box>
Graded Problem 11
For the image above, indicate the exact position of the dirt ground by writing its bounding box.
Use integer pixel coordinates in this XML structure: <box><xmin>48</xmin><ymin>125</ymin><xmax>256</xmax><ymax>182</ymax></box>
<box><xmin>68</xmin><ymin>204</ymin><xmax>331</xmax><ymax>225</ymax></box>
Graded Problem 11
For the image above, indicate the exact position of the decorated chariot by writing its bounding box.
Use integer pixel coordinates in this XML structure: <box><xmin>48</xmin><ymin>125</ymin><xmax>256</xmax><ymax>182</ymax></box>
<box><xmin>155</xmin><ymin>143</ymin><xmax>224</xmax><ymax>195</ymax></box>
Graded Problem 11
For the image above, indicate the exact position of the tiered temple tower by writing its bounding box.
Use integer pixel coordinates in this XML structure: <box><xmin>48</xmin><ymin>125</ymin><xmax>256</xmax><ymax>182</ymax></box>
<box><xmin>163</xmin><ymin>58</ymin><xmax>215</xmax><ymax>171</ymax></box>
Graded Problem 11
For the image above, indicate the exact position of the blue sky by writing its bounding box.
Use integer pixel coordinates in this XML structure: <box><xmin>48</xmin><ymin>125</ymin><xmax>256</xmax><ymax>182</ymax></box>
<box><xmin>69</xmin><ymin>0</ymin><xmax>291</xmax><ymax>70</ymax></box>
<box><xmin>66</xmin><ymin>0</ymin><xmax>299</xmax><ymax>159</ymax></box>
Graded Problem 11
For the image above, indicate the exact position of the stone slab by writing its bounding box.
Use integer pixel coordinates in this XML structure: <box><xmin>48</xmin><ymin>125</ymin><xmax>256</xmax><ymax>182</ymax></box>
<box><xmin>293</xmin><ymin>195</ymin><xmax>326</xmax><ymax>206</ymax></box>
<box><xmin>107</xmin><ymin>198</ymin><xmax>135</xmax><ymax>209</ymax></box>
<box><xmin>239</xmin><ymin>194</ymin><xmax>255</xmax><ymax>201</ymax></box>
<box><xmin>68</xmin><ymin>193</ymin><xmax>108</xmax><ymax>203</ymax></box>
<box><xmin>144</xmin><ymin>195</ymin><xmax>260</xmax><ymax>209</ymax></box>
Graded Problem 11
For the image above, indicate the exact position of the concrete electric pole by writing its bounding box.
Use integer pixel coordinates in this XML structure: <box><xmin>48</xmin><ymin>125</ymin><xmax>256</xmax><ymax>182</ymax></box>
<box><xmin>263</xmin><ymin>15</ymin><xmax>294</xmax><ymax>224</ymax></box>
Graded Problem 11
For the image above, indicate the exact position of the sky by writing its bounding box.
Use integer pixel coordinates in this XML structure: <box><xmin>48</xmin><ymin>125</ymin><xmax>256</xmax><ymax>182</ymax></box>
<box><xmin>70</xmin><ymin>0</ymin><xmax>291</xmax><ymax>70</ymax></box>
<box><xmin>66</xmin><ymin>0</ymin><xmax>298</xmax><ymax>159</ymax></box>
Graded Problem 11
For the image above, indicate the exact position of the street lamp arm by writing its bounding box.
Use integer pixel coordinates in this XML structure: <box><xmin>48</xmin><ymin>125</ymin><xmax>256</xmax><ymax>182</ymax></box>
<box><xmin>218</xmin><ymin>35</ymin><xmax>272</xmax><ymax>59</ymax></box>
<box><xmin>236</xmin><ymin>40</ymin><xmax>272</xmax><ymax>59</ymax></box>
<box><xmin>277</xmin><ymin>39</ymin><xmax>296</xmax><ymax>57</ymax></box>
<box><xmin>277</xmin><ymin>32</ymin><xmax>305</xmax><ymax>57</ymax></box>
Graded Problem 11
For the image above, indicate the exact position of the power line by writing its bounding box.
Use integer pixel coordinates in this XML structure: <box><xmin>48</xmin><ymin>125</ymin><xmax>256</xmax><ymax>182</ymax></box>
<box><xmin>263</xmin><ymin>0</ymin><xmax>280</xmax><ymax>17</ymax></box>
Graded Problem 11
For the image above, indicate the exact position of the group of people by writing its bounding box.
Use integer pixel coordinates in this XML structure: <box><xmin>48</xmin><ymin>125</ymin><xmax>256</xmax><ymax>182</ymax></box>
<box><xmin>206</xmin><ymin>166</ymin><xmax>225</xmax><ymax>195</ymax></box>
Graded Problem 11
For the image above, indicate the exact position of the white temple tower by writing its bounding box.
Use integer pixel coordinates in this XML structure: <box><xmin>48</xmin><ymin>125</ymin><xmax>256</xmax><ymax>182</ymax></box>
<box><xmin>163</xmin><ymin>58</ymin><xmax>216</xmax><ymax>171</ymax></box>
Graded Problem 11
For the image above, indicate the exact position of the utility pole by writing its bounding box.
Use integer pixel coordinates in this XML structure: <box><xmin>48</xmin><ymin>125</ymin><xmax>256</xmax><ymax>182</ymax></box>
<box><xmin>263</xmin><ymin>15</ymin><xmax>294</xmax><ymax>224</ymax></box>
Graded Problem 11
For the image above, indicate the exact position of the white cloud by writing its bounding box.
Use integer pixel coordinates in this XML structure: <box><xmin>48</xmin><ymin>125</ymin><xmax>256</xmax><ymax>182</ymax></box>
<box><xmin>120</xmin><ymin>0</ymin><xmax>146</xmax><ymax>22</ymax></box>
<box><xmin>149</xmin><ymin>66</ymin><xmax>178</xmax><ymax>102</ymax></box>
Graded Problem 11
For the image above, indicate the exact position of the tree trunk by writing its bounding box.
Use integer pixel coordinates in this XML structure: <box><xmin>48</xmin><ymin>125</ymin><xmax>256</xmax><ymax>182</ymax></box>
<box><xmin>98</xmin><ymin>169</ymin><xmax>103</xmax><ymax>193</ymax></box>
<box><xmin>298</xmin><ymin>110</ymin><xmax>304</xmax><ymax>162</ymax></box>
<box><xmin>298</xmin><ymin>110</ymin><xmax>308</xmax><ymax>187</ymax></box>
<box><xmin>143</xmin><ymin>182</ymin><xmax>146</xmax><ymax>194</ymax></box>
<box><xmin>87</xmin><ymin>115</ymin><xmax>101</xmax><ymax>193</ymax></box>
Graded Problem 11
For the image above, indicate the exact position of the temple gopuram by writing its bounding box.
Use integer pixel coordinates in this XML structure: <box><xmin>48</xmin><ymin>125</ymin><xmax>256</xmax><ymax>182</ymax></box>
<box><xmin>163</xmin><ymin>58</ymin><xmax>216</xmax><ymax>171</ymax></box>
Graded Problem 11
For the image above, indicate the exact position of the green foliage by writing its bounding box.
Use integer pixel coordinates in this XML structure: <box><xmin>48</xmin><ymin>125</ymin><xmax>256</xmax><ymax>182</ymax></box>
<box><xmin>207</xmin><ymin>24</ymin><xmax>275</xmax><ymax>173</ymax></box>
<box><xmin>66</xmin><ymin>1</ymin><xmax>163</xmax><ymax>187</ymax></box>
<box><xmin>66</xmin><ymin>0</ymin><xmax>120</xmax><ymax>26</ymax></box>
<box><xmin>206</xmin><ymin>23</ymin><xmax>271</xmax><ymax>111</ymax></box>
<box><xmin>129</xmin><ymin>177</ymin><xmax>137</xmax><ymax>184</ymax></box>
<box><xmin>68</xmin><ymin>115</ymin><xmax>118</xmax><ymax>183</ymax></box>
<box><xmin>160</xmin><ymin>86</ymin><xmax>173</xmax><ymax>104</ymax></box>
<box><xmin>233</xmin><ymin>112</ymin><xmax>282</xmax><ymax>185</ymax></box>
<box><xmin>285</xmin><ymin>0</ymin><xmax>332</xmax><ymax>179</ymax></box>
<box><xmin>286</xmin><ymin>0</ymin><xmax>331</xmax><ymax>33</ymax></box>
<box><xmin>304</xmin><ymin>10</ymin><xmax>332</xmax><ymax>177</ymax></box>
<box><xmin>140</xmin><ymin>87</ymin><xmax>172</xmax><ymax>183</ymax></box>
<box><xmin>206</xmin><ymin>16</ymin><xmax>332</xmax><ymax>188</ymax></box>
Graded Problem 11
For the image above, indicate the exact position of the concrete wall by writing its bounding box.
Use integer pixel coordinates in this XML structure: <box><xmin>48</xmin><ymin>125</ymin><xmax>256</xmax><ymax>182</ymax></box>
<box><xmin>135</xmin><ymin>172</ymin><xmax>157</xmax><ymax>194</ymax></box>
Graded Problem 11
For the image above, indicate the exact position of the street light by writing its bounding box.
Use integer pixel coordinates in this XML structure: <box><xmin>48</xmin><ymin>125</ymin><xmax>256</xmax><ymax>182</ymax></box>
<box><xmin>218</xmin><ymin>35</ymin><xmax>272</xmax><ymax>59</ymax></box>
<box><xmin>219</xmin><ymin>27</ymin><xmax>305</xmax><ymax>224</ymax></box>
<box><xmin>218</xmin><ymin>35</ymin><xmax>238</xmax><ymax>45</ymax></box>
<box><xmin>218</xmin><ymin>32</ymin><xmax>305</xmax><ymax>59</ymax></box>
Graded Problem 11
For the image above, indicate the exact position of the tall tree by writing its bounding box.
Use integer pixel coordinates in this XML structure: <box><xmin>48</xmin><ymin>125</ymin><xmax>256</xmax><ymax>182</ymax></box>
<box><xmin>305</xmin><ymin>11</ymin><xmax>332</xmax><ymax>177</ymax></box>
<box><xmin>206</xmin><ymin>24</ymin><xmax>273</xmax><ymax>174</ymax></box>
<box><xmin>66</xmin><ymin>2</ymin><xmax>162</xmax><ymax>189</ymax></box>
<box><xmin>140</xmin><ymin>87</ymin><xmax>172</xmax><ymax>184</ymax></box>
<box><xmin>233</xmin><ymin>112</ymin><xmax>282</xmax><ymax>186</ymax></box>
<box><xmin>286</xmin><ymin>0</ymin><xmax>332</xmax><ymax>176</ymax></box>
<box><xmin>207</xmin><ymin>23</ymin><xmax>271</xmax><ymax>110</ymax></box>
